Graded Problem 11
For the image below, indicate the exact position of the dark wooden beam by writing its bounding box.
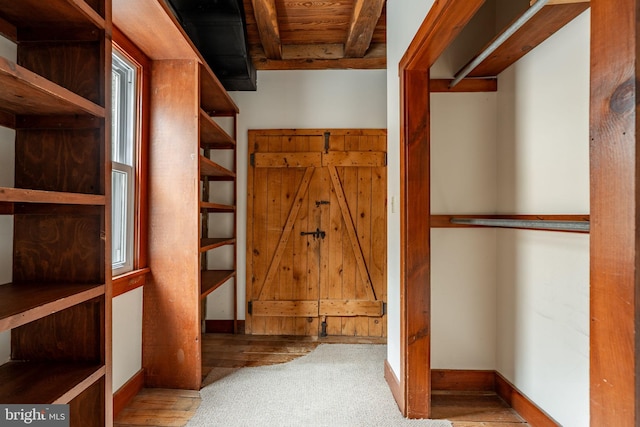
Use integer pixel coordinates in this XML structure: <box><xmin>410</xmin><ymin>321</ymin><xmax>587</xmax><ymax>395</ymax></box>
<box><xmin>344</xmin><ymin>0</ymin><xmax>385</xmax><ymax>58</ymax></box>
<box><xmin>251</xmin><ymin>0</ymin><xmax>282</xmax><ymax>60</ymax></box>
<box><xmin>590</xmin><ymin>0</ymin><xmax>640</xmax><ymax>425</ymax></box>
<box><xmin>251</xmin><ymin>44</ymin><xmax>386</xmax><ymax>70</ymax></box>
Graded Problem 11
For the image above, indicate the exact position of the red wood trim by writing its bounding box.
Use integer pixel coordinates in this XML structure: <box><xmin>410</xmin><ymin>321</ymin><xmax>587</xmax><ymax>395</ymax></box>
<box><xmin>430</xmin><ymin>78</ymin><xmax>497</xmax><ymax>92</ymax></box>
<box><xmin>113</xmin><ymin>268</ymin><xmax>150</xmax><ymax>297</ymax></box>
<box><xmin>400</xmin><ymin>68</ymin><xmax>431</xmax><ymax>419</ymax></box>
<box><xmin>0</xmin><ymin>203</ymin><xmax>14</xmax><ymax>215</ymax></box>
<box><xmin>430</xmin><ymin>214</ymin><xmax>590</xmax><ymax>233</ymax></box>
<box><xmin>400</xmin><ymin>0</ymin><xmax>485</xmax><ymax>71</ymax></box>
<box><xmin>0</xmin><ymin>14</ymin><xmax>17</xmax><ymax>41</ymax></box>
<box><xmin>384</xmin><ymin>360</ymin><xmax>404</xmax><ymax>412</ymax></box>
<box><xmin>399</xmin><ymin>2</ymin><xmax>487</xmax><ymax>419</ymax></box>
<box><xmin>0</xmin><ymin>110</ymin><xmax>15</xmax><ymax>129</ymax></box>
<box><xmin>589</xmin><ymin>0</ymin><xmax>640</xmax><ymax>424</ymax></box>
<box><xmin>431</xmin><ymin>369</ymin><xmax>495</xmax><ymax>392</ymax></box>
<box><xmin>113</xmin><ymin>25</ymin><xmax>150</xmax><ymax>270</ymax></box>
<box><xmin>112</xmin><ymin>368</ymin><xmax>144</xmax><ymax>419</ymax></box>
<box><xmin>495</xmin><ymin>372</ymin><xmax>560</xmax><ymax>427</ymax></box>
<box><xmin>204</xmin><ymin>320</ymin><xmax>245</xmax><ymax>334</ymax></box>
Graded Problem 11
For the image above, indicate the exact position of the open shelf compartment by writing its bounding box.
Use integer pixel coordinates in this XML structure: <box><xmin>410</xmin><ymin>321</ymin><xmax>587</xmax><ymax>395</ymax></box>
<box><xmin>0</xmin><ymin>56</ymin><xmax>105</xmax><ymax>119</ymax></box>
<box><xmin>200</xmin><ymin>155</ymin><xmax>235</xmax><ymax>180</ymax></box>
<box><xmin>0</xmin><ymin>0</ymin><xmax>105</xmax><ymax>35</ymax></box>
<box><xmin>200</xmin><ymin>237</ymin><xmax>236</xmax><ymax>253</ymax></box>
<box><xmin>201</xmin><ymin>270</ymin><xmax>235</xmax><ymax>299</ymax></box>
<box><xmin>0</xmin><ymin>362</ymin><xmax>105</xmax><ymax>404</ymax></box>
<box><xmin>200</xmin><ymin>109</ymin><xmax>235</xmax><ymax>149</ymax></box>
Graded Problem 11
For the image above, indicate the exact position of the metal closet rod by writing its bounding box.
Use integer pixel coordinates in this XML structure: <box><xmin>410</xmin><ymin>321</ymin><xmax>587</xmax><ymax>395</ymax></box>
<box><xmin>450</xmin><ymin>217</ymin><xmax>590</xmax><ymax>232</ymax></box>
<box><xmin>449</xmin><ymin>0</ymin><xmax>550</xmax><ymax>88</ymax></box>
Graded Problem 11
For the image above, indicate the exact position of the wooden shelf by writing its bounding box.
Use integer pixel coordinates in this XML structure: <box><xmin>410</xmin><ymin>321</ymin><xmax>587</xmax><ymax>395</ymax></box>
<box><xmin>0</xmin><ymin>362</ymin><xmax>105</xmax><ymax>404</ymax></box>
<box><xmin>0</xmin><ymin>0</ymin><xmax>105</xmax><ymax>34</ymax></box>
<box><xmin>200</xmin><ymin>237</ymin><xmax>236</xmax><ymax>252</ymax></box>
<box><xmin>200</xmin><ymin>201</ymin><xmax>235</xmax><ymax>213</ymax></box>
<box><xmin>200</xmin><ymin>109</ymin><xmax>235</xmax><ymax>149</ymax></box>
<box><xmin>0</xmin><ymin>187</ymin><xmax>105</xmax><ymax>206</ymax></box>
<box><xmin>461</xmin><ymin>2</ymin><xmax>589</xmax><ymax>78</ymax></box>
<box><xmin>0</xmin><ymin>282</ymin><xmax>105</xmax><ymax>332</ymax></box>
<box><xmin>201</xmin><ymin>270</ymin><xmax>236</xmax><ymax>299</ymax></box>
<box><xmin>200</xmin><ymin>63</ymin><xmax>239</xmax><ymax>116</ymax></box>
<box><xmin>200</xmin><ymin>155</ymin><xmax>235</xmax><ymax>180</ymax></box>
<box><xmin>0</xmin><ymin>56</ymin><xmax>105</xmax><ymax>118</ymax></box>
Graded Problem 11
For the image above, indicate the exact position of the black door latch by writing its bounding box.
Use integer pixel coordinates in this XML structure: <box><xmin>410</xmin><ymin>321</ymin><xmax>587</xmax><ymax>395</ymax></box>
<box><xmin>300</xmin><ymin>228</ymin><xmax>326</xmax><ymax>239</ymax></box>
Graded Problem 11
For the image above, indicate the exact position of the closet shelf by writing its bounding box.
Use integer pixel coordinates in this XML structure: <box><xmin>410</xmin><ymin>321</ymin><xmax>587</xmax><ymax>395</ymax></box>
<box><xmin>0</xmin><ymin>0</ymin><xmax>105</xmax><ymax>34</ymax></box>
<box><xmin>0</xmin><ymin>187</ymin><xmax>105</xmax><ymax>206</ymax></box>
<box><xmin>0</xmin><ymin>57</ymin><xmax>105</xmax><ymax>118</ymax></box>
<box><xmin>200</xmin><ymin>109</ymin><xmax>235</xmax><ymax>149</ymax></box>
<box><xmin>200</xmin><ymin>201</ymin><xmax>235</xmax><ymax>213</ymax></box>
<box><xmin>201</xmin><ymin>270</ymin><xmax>236</xmax><ymax>299</ymax></box>
<box><xmin>200</xmin><ymin>237</ymin><xmax>236</xmax><ymax>252</ymax></box>
<box><xmin>0</xmin><ymin>283</ymin><xmax>105</xmax><ymax>332</ymax></box>
<box><xmin>457</xmin><ymin>1</ymin><xmax>590</xmax><ymax>80</ymax></box>
<box><xmin>0</xmin><ymin>362</ymin><xmax>105</xmax><ymax>404</ymax></box>
<box><xmin>200</xmin><ymin>155</ymin><xmax>235</xmax><ymax>180</ymax></box>
<box><xmin>430</xmin><ymin>214</ymin><xmax>590</xmax><ymax>234</ymax></box>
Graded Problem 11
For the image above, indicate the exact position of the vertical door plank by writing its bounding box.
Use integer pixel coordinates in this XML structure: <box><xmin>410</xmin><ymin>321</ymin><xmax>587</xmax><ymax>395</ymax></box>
<box><xmin>264</xmin><ymin>136</ymin><xmax>283</xmax><ymax>334</ymax></box>
<box><xmin>325</xmin><ymin>133</ymin><xmax>346</xmax><ymax>335</ymax></box>
<box><xmin>278</xmin><ymin>133</ymin><xmax>299</xmax><ymax>334</ymax></box>
<box><xmin>590</xmin><ymin>0</ymin><xmax>640</xmax><ymax>424</ymax></box>
<box><xmin>306</xmin><ymin>137</ymin><xmax>325</xmax><ymax>335</ymax></box>
<box><xmin>340</xmin><ymin>134</ymin><xmax>358</xmax><ymax>336</ymax></box>
<box><xmin>248</xmin><ymin>135</ymin><xmax>269</xmax><ymax>334</ymax></box>
<box><xmin>369</xmin><ymin>134</ymin><xmax>387</xmax><ymax>337</ymax></box>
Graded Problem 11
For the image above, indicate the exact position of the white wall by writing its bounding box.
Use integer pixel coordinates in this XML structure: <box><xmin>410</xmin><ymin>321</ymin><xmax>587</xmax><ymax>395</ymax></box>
<box><xmin>0</xmin><ymin>35</ymin><xmax>17</xmax><ymax>365</ymax></box>
<box><xmin>430</xmin><ymin>92</ymin><xmax>498</xmax><ymax>370</ymax></box>
<box><xmin>385</xmin><ymin>0</ymin><xmax>436</xmax><ymax>379</ymax></box>
<box><xmin>112</xmin><ymin>288</ymin><xmax>143</xmax><ymax>391</ymax></box>
<box><xmin>495</xmin><ymin>11</ymin><xmax>590</xmax><ymax>426</ymax></box>
<box><xmin>207</xmin><ymin>69</ymin><xmax>387</xmax><ymax>320</ymax></box>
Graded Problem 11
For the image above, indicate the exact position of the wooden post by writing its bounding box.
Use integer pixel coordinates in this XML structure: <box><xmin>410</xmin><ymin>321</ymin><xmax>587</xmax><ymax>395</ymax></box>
<box><xmin>590</xmin><ymin>0</ymin><xmax>640</xmax><ymax>425</ymax></box>
<box><xmin>400</xmin><ymin>68</ymin><xmax>432</xmax><ymax>418</ymax></box>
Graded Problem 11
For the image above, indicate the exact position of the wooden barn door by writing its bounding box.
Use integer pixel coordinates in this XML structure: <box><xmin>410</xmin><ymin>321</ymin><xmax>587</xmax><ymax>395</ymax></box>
<box><xmin>246</xmin><ymin>129</ymin><xmax>387</xmax><ymax>337</ymax></box>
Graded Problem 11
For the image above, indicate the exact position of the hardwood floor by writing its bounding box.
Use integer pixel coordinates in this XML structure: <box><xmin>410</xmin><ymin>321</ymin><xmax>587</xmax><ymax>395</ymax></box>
<box><xmin>115</xmin><ymin>334</ymin><xmax>528</xmax><ymax>427</ymax></box>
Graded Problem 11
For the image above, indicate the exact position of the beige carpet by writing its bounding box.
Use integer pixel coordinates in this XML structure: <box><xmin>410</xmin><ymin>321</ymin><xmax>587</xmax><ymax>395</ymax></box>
<box><xmin>187</xmin><ymin>344</ymin><xmax>452</xmax><ymax>427</ymax></box>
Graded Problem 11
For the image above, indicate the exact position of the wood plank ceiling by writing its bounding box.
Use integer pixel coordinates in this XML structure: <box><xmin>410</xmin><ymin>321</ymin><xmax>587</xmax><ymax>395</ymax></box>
<box><xmin>243</xmin><ymin>0</ymin><xmax>386</xmax><ymax>70</ymax></box>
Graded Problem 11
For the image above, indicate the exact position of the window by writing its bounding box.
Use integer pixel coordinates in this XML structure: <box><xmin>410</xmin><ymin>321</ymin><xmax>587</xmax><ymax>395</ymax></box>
<box><xmin>112</xmin><ymin>50</ymin><xmax>137</xmax><ymax>275</ymax></box>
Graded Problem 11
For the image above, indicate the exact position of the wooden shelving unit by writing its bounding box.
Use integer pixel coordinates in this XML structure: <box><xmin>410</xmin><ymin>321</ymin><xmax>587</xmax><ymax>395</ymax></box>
<box><xmin>0</xmin><ymin>0</ymin><xmax>111</xmax><ymax>425</ymax></box>
<box><xmin>115</xmin><ymin>0</ymin><xmax>239</xmax><ymax>391</ymax></box>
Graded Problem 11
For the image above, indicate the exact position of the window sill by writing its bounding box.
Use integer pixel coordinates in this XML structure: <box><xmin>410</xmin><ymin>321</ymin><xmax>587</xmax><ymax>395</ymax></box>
<box><xmin>113</xmin><ymin>267</ymin><xmax>150</xmax><ymax>297</ymax></box>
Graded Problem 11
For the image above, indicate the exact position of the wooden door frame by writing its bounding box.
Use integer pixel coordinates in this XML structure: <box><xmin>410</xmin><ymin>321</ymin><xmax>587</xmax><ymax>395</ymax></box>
<box><xmin>398</xmin><ymin>0</ymin><xmax>640</xmax><ymax>424</ymax></box>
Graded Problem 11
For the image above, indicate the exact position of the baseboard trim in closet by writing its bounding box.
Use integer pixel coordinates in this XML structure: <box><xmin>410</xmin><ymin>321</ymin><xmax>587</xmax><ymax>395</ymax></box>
<box><xmin>113</xmin><ymin>369</ymin><xmax>145</xmax><ymax>418</ymax></box>
<box><xmin>495</xmin><ymin>372</ymin><xmax>560</xmax><ymax>427</ymax></box>
<box><xmin>384</xmin><ymin>359</ymin><xmax>405</xmax><ymax>413</ymax></box>
<box><xmin>431</xmin><ymin>369</ymin><xmax>496</xmax><ymax>392</ymax></box>
<box><xmin>204</xmin><ymin>320</ymin><xmax>245</xmax><ymax>334</ymax></box>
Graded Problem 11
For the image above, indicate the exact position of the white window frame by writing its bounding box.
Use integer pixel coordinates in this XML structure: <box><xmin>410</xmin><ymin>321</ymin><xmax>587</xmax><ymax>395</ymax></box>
<box><xmin>111</xmin><ymin>50</ymin><xmax>137</xmax><ymax>275</ymax></box>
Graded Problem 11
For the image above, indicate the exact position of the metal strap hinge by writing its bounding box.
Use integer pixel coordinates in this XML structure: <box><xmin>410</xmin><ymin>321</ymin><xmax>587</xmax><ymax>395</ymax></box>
<box><xmin>247</xmin><ymin>301</ymin><xmax>253</xmax><ymax>315</ymax></box>
<box><xmin>250</xmin><ymin>153</ymin><xmax>255</xmax><ymax>167</ymax></box>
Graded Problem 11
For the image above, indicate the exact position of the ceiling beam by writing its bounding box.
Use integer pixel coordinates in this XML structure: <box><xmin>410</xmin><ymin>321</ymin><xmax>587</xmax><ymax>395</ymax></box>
<box><xmin>251</xmin><ymin>0</ymin><xmax>282</xmax><ymax>59</ymax></box>
<box><xmin>252</xmin><ymin>43</ymin><xmax>386</xmax><ymax>70</ymax></box>
<box><xmin>344</xmin><ymin>0</ymin><xmax>385</xmax><ymax>58</ymax></box>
